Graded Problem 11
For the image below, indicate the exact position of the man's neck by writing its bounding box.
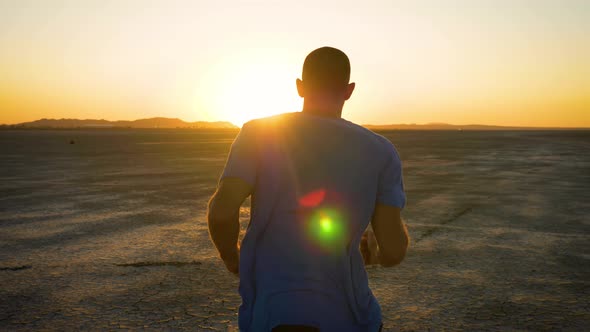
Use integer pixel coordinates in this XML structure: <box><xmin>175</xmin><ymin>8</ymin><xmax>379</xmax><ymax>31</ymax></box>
<box><xmin>301</xmin><ymin>100</ymin><xmax>343</xmax><ymax>119</ymax></box>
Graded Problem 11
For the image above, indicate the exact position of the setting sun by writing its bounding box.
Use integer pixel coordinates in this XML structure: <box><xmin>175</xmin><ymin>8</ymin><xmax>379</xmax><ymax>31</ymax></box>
<box><xmin>197</xmin><ymin>52</ymin><xmax>302</xmax><ymax>127</ymax></box>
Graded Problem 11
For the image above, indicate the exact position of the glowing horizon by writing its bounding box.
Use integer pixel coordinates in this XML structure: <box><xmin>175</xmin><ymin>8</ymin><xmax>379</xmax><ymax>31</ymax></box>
<box><xmin>0</xmin><ymin>0</ymin><xmax>588</xmax><ymax>127</ymax></box>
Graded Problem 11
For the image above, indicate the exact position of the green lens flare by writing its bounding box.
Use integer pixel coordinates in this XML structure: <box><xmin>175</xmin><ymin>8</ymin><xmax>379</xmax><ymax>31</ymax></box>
<box><xmin>308</xmin><ymin>208</ymin><xmax>346</xmax><ymax>250</ymax></box>
<box><xmin>320</xmin><ymin>218</ymin><xmax>333</xmax><ymax>233</ymax></box>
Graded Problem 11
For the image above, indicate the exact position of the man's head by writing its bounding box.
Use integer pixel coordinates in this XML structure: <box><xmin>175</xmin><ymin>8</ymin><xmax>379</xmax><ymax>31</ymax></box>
<box><xmin>297</xmin><ymin>47</ymin><xmax>355</xmax><ymax>114</ymax></box>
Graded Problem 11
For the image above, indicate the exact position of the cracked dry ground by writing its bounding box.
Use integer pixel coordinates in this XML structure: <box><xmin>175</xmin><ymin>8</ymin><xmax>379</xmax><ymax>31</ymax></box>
<box><xmin>1</xmin><ymin>129</ymin><xmax>589</xmax><ymax>331</ymax></box>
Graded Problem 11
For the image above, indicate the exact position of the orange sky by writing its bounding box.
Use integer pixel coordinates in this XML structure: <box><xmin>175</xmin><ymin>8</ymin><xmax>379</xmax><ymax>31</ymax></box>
<box><xmin>0</xmin><ymin>0</ymin><xmax>588</xmax><ymax>127</ymax></box>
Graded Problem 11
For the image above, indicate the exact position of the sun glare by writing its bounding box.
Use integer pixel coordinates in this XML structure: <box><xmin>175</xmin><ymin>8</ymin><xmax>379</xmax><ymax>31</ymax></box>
<box><xmin>204</xmin><ymin>57</ymin><xmax>302</xmax><ymax>127</ymax></box>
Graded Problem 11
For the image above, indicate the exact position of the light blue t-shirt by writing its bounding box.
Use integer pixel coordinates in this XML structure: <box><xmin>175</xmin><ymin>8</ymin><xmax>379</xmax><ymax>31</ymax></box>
<box><xmin>221</xmin><ymin>112</ymin><xmax>405</xmax><ymax>332</ymax></box>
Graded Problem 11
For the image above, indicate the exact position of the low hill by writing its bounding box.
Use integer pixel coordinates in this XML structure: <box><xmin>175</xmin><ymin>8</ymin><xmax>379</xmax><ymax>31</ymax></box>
<box><xmin>3</xmin><ymin>118</ymin><xmax>582</xmax><ymax>130</ymax></box>
<box><xmin>363</xmin><ymin>123</ymin><xmax>557</xmax><ymax>130</ymax></box>
<box><xmin>8</xmin><ymin>117</ymin><xmax>237</xmax><ymax>129</ymax></box>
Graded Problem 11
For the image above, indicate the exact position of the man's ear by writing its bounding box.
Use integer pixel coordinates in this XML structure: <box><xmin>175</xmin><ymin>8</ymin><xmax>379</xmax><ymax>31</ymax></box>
<box><xmin>296</xmin><ymin>78</ymin><xmax>305</xmax><ymax>98</ymax></box>
<box><xmin>344</xmin><ymin>82</ymin><xmax>355</xmax><ymax>100</ymax></box>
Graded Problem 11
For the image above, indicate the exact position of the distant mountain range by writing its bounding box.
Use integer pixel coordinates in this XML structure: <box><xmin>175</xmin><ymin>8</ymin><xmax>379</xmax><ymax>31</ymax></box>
<box><xmin>362</xmin><ymin>123</ymin><xmax>573</xmax><ymax>130</ymax></box>
<box><xmin>2</xmin><ymin>117</ymin><xmax>237</xmax><ymax>129</ymax></box>
<box><xmin>0</xmin><ymin>118</ymin><xmax>581</xmax><ymax>130</ymax></box>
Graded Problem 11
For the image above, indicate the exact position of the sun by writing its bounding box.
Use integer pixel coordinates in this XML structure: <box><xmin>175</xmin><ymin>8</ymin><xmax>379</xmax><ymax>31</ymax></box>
<box><xmin>201</xmin><ymin>55</ymin><xmax>302</xmax><ymax>127</ymax></box>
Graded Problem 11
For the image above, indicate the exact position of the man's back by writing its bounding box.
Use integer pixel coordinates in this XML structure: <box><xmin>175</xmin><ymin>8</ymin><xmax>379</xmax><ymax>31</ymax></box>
<box><xmin>208</xmin><ymin>46</ymin><xmax>408</xmax><ymax>332</ymax></box>
<box><xmin>220</xmin><ymin>112</ymin><xmax>406</xmax><ymax>331</ymax></box>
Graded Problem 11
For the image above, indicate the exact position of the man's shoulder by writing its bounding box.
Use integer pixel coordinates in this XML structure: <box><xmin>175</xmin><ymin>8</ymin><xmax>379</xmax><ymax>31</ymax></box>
<box><xmin>343</xmin><ymin>123</ymin><xmax>402</xmax><ymax>166</ymax></box>
<box><xmin>241</xmin><ymin>113</ymin><xmax>298</xmax><ymax>131</ymax></box>
<box><xmin>341</xmin><ymin>120</ymin><xmax>396</xmax><ymax>150</ymax></box>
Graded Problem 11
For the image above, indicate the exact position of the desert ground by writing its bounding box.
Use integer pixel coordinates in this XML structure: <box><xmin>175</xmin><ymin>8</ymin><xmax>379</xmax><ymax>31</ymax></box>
<box><xmin>0</xmin><ymin>128</ymin><xmax>589</xmax><ymax>331</ymax></box>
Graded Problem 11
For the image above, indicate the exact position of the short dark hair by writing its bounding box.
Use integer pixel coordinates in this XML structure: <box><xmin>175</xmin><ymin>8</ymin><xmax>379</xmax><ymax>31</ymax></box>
<box><xmin>302</xmin><ymin>47</ymin><xmax>350</xmax><ymax>93</ymax></box>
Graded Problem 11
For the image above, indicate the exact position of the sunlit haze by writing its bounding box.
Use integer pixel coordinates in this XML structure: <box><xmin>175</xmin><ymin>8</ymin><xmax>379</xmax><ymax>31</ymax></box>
<box><xmin>0</xmin><ymin>0</ymin><xmax>588</xmax><ymax>127</ymax></box>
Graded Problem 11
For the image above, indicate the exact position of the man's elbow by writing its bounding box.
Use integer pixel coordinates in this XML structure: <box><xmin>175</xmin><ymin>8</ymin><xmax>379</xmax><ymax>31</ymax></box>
<box><xmin>379</xmin><ymin>249</ymin><xmax>407</xmax><ymax>267</ymax></box>
<box><xmin>207</xmin><ymin>196</ymin><xmax>237</xmax><ymax>226</ymax></box>
<box><xmin>208</xmin><ymin>209</ymin><xmax>228</xmax><ymax>226</ymax></box>
<box><xmin>379</xmin><ymin>223</ymin><xmax>410</xmax><ymax>267</ymax></box>
<box><xmin>379</xmin><ymin>237</ymin><xmax>409</xmax><ymax>267</ymax></box>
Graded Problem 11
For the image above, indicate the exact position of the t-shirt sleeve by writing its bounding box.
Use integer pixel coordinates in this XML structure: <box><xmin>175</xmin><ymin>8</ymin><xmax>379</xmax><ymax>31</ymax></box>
<box><xmin>376</xmin><ymin>143</ymin><xmax>406</xmax><ymax>208</ymax></box>
<box><xmin>220</xmin><ymin>122</ymin><xmax>257</xmax><ymax>186</ymax></box>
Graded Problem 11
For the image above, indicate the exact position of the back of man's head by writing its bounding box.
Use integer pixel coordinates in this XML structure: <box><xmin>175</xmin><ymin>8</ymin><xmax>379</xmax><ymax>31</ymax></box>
<box><xmin>302</xmin><ymin>47</ymin><xmax>351</xmax><ymax>95</ymax></box>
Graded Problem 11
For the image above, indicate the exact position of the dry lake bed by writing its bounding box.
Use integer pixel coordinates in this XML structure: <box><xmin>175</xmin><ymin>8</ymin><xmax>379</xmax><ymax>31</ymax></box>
<box><xmin>1</xmin><ymin>128</ymin><xmax>589</xmax><ymax>331</ymax></box>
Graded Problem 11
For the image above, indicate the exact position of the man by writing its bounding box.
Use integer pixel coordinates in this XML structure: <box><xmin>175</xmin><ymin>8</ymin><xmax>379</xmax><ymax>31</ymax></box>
<box><xmin>208</xmin><ymin>46</ymin><xmax>409</xmax><ymax>332</ymax></box>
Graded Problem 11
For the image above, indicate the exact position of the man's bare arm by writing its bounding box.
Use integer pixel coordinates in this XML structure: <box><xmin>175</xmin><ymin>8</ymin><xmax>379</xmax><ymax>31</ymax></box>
<box><xmin>370</xmin><ymin>203</ymin><xmax>409</xmax><ymax>267</ymax></box>
<box><xmin>207</xmin><ymin>177</ymin><xmax>253</xmax><ymax>275</ymax></box>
